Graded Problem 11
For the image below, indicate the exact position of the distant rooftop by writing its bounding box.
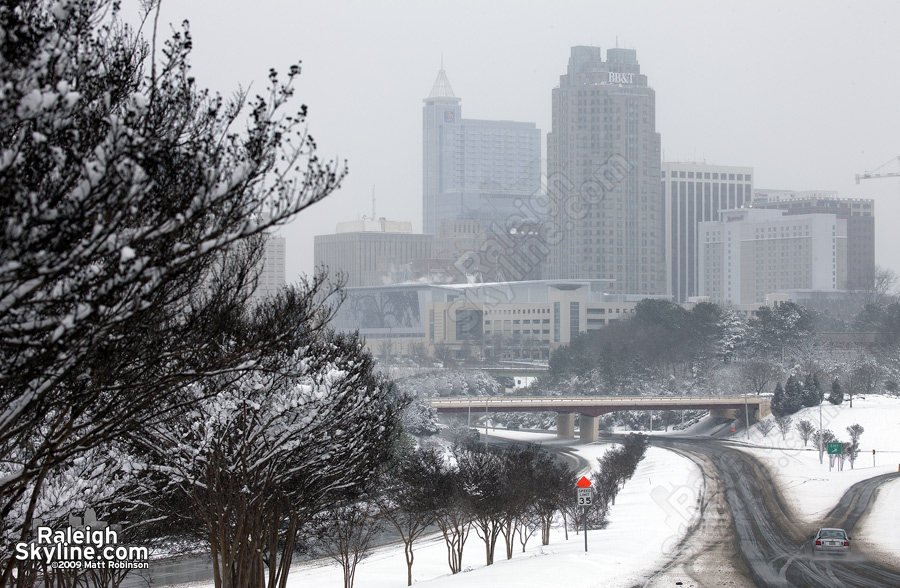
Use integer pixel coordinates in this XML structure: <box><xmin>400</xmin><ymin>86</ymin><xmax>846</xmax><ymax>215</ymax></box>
<box><xmin>335</xmin><ymin>219</ymin><xmax>413</xmax><ymax>234</ymax></box>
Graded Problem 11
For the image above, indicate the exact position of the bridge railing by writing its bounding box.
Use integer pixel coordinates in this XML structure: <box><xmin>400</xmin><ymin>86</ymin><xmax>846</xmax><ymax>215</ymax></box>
<box><xmin>429</xmin><ymin>395</ymin><xmax>768</xmax><ymax>406</ymax></box>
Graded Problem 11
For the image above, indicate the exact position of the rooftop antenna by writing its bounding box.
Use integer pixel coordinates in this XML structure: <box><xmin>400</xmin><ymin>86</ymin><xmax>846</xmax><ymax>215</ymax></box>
<box><xmin>362</xmin><ymin>185</ymin><xmax>376</xmax><ymax>221</ymax></box>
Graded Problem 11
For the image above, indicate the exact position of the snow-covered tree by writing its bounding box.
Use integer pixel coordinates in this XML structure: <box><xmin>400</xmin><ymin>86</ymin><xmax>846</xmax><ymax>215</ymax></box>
<box><xmin>307</xmin><ymin>498</ymin><xmax>384</xmax><ymax>588</ymax></box>
<box><xmin>771</xmin><ymin>382</ymin><xmax>789</xmax><ymax>417</ymax></box>
<box><xmin>432</xmin><ymin>463</ymin><xmax>472</xmax><ymax>575</ymax></box>
<box><xmin>455</xmin><ymin>445</ymin><xmax>507</xmax><ymax>566</ymax></box>
<box><xmin>748</xmin><ymin>302</ymin><xmax>813</xmax><ymax>360</ymax></box>
<box><xmin>376</xmin><ymin>446</ymin><xmax>445</xmax><ymax>587</ymax></box>
<box><xmin>395</xmin><ymin>369</ymin><xmax>500</xmax><ymax>398</ymax></box>
<box><xmin>0</xmin><ymin>0</ymin><xmax>346</xmax><ymax>578</ymax></box>
<box><xmin>400</xmin><ymin>395</ymin><xmax>440</xmax><ymax>436</ymax></box>
<box><xmin>756</xmin><ymin>419</ymin><xmax>775</xmax><ymax>437</ymax></box>
<box><xmin>141</xmin><ymin>329</ymin><xmax>402</xmax><ymax>588</ymax></box>
<box><xmin>800</xmin><ymin>373</ymin><xmax>824</xmax><ymax>408</ymax></box>
<box><xmin>795</xmin><ymin>419</ymin><xmax>816</xmax><ymax>447</ymax></box>
<box><xmin>812</xmin><ymin>429</ymin><xmax>837</xmax><ymax>464</ymax></box>
<box><xmin>739</xmin><ymin>360</ymin><xmax>780</xmax><ymax>396</ymax></box>
<box><xmin>846</xmin><ymin>423</ymin><xmax>864</xmax><ymax>446</ymax></box>
<box><xmin>3</xmin><ymin>442</ymin><xmax>149</xmax><ymax>588</ymax></box>
<box><xmin>775</xmin><ymin>415</ymin><xmax>793</xmax><ymax>440</ymax></box>
<box><xmin>717</xmin><ymin>308</ymin><xmax>747</xmax><ymax>362</ymax></box>
<box><xmin>845</xmin><ymin>424</ymin><xmax>864</xmax><ymax>470</ymax></box>
<box><xmin>828</xmin><ymin>378</ymin><xmax>845</xmax><ymax>404</ymax></box>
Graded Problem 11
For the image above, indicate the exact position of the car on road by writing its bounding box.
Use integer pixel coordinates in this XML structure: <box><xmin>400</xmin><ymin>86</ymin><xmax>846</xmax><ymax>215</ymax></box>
<box><xmin>469</xmin><ymin>428</ymin><xmax>480</xmax><ymax>440</ymax></box>
<box><xmin>811</xmin><ymin>528</ymin><xmax>851</xmax><ymax>554</ymax></box>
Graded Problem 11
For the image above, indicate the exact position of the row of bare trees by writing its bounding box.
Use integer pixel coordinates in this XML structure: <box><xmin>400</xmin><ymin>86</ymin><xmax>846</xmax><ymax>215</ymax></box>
<box><xmin>249</xmin><ymin>435</ymin><xmax>649</xmax><ymax>588</ymax></box>
<box><xmin>789</xmin><ymin>420</ymin><xmax>865</xmax><ymax>470</ymax></box>
<box><xmin>584</xmin><ymin>434</ymin><xmax>650</xmax><ymax>526</ymax></box>
<box><xmin>375</xmin><ymin>443</ymin><xmax>573</xmax><ymax>586</ymax></box>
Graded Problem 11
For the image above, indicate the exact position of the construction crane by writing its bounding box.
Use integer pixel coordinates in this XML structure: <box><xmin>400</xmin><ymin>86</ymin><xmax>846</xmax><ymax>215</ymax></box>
<box><xmin>856</xmin><ymin>156</ymin><xmax>900</xmax><ymax>183</ymax></box>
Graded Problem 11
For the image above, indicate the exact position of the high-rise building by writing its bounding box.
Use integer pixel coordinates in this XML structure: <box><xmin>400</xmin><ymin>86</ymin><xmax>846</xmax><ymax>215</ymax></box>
<box><xmin>698</xmin><ymin>208</ymin><xmax>847</xmax><ymax>306</ymax></box>
<box><xmin>314</xmin><ymin>219</ymin><xmax>433</xmax><ymax>287</ymax></box>
<box><xmin>546</xmin><ymin>46</ymin><xmax>664</xmax><ymax>295</ymax></box>
<box><xmin>662</xmin><ymin>162</ymin><xmax>754</xmax><ymax>302</ymax></box>
<box><xmin>422</xmin><ymin>68</ymin><xmax>541</xmax><ymax>237</ymax></box>
<box><xmin>249</xmin><ymin>233</ymin><xmax>286</xmax><ymax>304</ymax></box>
<box><xmin>751</xmin><ymin>190</ymin><xmax>874</xmax><ymax>291</ymax></box>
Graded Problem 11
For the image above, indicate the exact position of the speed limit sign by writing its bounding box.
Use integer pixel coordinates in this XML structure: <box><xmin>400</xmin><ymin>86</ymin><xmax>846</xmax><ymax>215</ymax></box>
<box><xmin>577</xmin><ymin>487</ymin><xmax>592</xmax><ymax>505</ymax></box>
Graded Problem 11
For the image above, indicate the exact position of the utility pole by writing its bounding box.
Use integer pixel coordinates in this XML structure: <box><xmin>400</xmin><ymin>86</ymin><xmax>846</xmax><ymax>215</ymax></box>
<box><xmin>485</xmin><ymin>397</ymin><xmax>489</xmax><ymax>450</ymax></box>
<box><xmin>744</xmin><ymin>394</ymin><xmax>750</xmax><ymax>440</ymax></box>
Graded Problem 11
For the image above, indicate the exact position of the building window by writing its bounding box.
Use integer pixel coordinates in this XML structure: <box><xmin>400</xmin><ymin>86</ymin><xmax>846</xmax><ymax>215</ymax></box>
<box><xmin>570</xmin><ymin>302</ymin><xmax>580</xmax><ymax>340</ymax></box>
<box><xmin>553</xmin><ymin>302</ymin><xmax>560</xmax><ymax>343</ymax></box>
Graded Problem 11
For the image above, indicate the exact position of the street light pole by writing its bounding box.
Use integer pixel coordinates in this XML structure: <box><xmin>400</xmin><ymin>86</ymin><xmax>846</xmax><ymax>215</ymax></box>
<box><xmin>819</xmin><ymin>400</ymin><xmax>824</xmax><ymax>465</ymax></box>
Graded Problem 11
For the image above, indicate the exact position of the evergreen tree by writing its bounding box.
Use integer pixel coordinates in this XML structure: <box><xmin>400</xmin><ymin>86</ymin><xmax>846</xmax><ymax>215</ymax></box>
<box><xmin>828</xmin><ymin>378</ymin><xmax>845</xmax><ymax>405</ymax></box>
<box><xmin>771</xmin><ymin>382</ymin><xmax>788</xmax><ymax>417</ymax></box>
<box><xmin>783</xmin><ymin>375</ymin><xmax>804</xmax><ymax>414</ymax></box>
<box><xmin>801</xmin><ymin>373</ymin><xmax>823</xmax><ymax>408</ymax></box>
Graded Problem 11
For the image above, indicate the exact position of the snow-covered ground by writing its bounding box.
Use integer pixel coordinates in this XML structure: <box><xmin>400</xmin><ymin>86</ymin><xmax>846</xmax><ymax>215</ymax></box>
<box><xmin>178</xmin><ymin>395</ymin><xmax>900</xmax><ymax>588</ymax></box>
<box><xmin>721</xmin><ymin>394</ymin><xmax>899</xmax><ymax>521</ymax></box>
<box><xmin>720</xmin><ymin>394</ymin><xmax>900</xmax><ymax>570</ymax></box>
<box><xmin>287</xmin><ymin>435</ymin><xmax>703</xmax><ymax>588</ymax></box>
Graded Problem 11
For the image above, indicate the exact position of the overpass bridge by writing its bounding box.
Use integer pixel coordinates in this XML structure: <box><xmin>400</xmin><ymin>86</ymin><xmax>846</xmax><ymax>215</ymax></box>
<box><xmin>428</xmin><ymin>395</ymin><xmax>771</xmax><ymax>442</ymax></box>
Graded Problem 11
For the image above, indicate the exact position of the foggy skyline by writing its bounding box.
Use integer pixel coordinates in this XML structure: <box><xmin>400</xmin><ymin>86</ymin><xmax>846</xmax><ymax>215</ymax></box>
<box><xmin>131</xmin><ymin>0</ymin><xmax>900</xmax><ymax>288</ymax></box>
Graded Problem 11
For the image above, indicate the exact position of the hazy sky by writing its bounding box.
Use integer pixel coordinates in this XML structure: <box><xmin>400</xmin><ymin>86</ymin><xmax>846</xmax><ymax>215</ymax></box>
<box><xmin>129</xmin><ymin>0</ymin><xmax>900</xmax><ymax>285</ymax></box>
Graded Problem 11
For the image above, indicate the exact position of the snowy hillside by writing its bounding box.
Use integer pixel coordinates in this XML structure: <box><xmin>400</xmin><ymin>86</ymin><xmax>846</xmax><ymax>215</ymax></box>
<box><xmin>731</xmin><ymin>394</ymin><xmax>900</xmax><ymax>571</ymax></box>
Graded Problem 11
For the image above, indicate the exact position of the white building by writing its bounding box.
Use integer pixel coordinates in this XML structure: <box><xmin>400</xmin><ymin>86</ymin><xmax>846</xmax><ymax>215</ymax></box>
<box><xmin>328</xmin><ymin>279</ymin><xmax>659</xmax><ymax>361</ymax></box>
<box><xmin>661</xmin><ymin>162</ymin><xmax>754</xmax><ymax>302</ymax></box>
<box><xmin>698</xmin><ymin>208</ymin><xmax>847</xmax><ymax>306</ymax></box>
<box><xmin>751</xmin><ymin>190</ymin><xmax>875</xmax><ymax>291</ymax></box>
<box><xmin>250</xmin><ymin>233</ymin><xmax>286</xmax><ymax>303</ymax></box>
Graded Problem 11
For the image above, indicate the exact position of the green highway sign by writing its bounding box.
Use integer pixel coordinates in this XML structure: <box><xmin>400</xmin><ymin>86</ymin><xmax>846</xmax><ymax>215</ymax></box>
<box><xmin>827</xmin><ymin>442</ymin><xmax>843</xmax><ymax>455</ymax></box>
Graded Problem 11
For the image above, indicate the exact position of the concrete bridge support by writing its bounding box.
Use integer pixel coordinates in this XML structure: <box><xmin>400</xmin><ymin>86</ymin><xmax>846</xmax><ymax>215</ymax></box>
<box><xmin>579</xmin><ymin>414</ymin><xmax>600</xmax><ymax>443</ymax></box>
<box><xmin>556</xmin><ymin>413</ymin><xmax>575</xmax><ymax>439</ymax></box>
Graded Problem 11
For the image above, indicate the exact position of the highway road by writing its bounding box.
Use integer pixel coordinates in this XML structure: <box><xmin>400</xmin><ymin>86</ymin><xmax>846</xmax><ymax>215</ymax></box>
<box><xmin>649</xmin><ymin>436</ymin><xmax>900</xmax><ymax>588</ymax></box>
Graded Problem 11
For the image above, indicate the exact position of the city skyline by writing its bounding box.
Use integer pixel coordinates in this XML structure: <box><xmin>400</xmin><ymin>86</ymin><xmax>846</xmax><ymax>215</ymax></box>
<box><xmin>126</xmin><ymin>1</ymin><xmax>900</xmax><ymax>288</ymax></box>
